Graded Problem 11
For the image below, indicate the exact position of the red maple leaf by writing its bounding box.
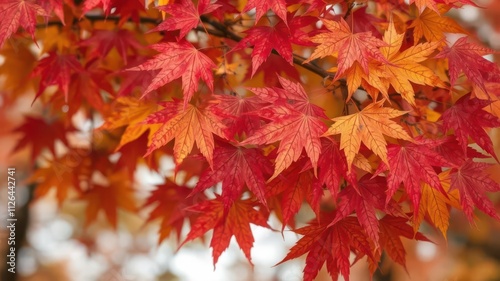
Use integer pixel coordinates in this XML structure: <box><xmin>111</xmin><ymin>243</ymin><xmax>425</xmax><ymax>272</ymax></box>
<box><xmin>450</xmin><ymin>159</ymin><xmax>500</xmax><ymax>222</ymax></box>
<box><xmin>82</xmin><ymin>0</ymin><xmax>112</xmax><ymax>14</ymax></box>
<box><xmin>242</xmin><ymin>0</ymin><xmax>288</xmax><ymax>25</ymax></box>
<box><xmin>234</xmin><ymin>20</ymin><xmax>293</xmax><ymax>77</ymax></box>
<box><xmin>433</xmin><ymin>136</ymin><xmax>487</xmax><ymax>167</ymax></box>
<box><xmin>13</xmin><ymin>115</ymin><xmax>75</xmax><ymax>161</ymax></box>
<box><xmin>80</xmin><ymin>29</ymin><xmax>143</xmax><ymax>64</ymax></box>
<box><xmin>331</xmin><ymin>175</ymin><xmax>405</xmax><ymax>249</ymax></box>
<box><xmin>379</xmin><ymin>137</ymin><xmax>454</xmax><ymax>216</ymax></box>
<box><xmin>190</xmin><ymin>142</ymin><xmax>273</xmax><ymax>212</ymax></box>
<box><xmin>305</xmin><ymin>17</ymin><xmax>388</xmax><ymax>79</ymax></box>
<box><xmin>313</xmin><ymin>137</ymin><xmax>357</xmax><ymax>201</ymax></box>
<box><xmin>0</xmin><ymin>0</ymin><xmax>46</xmax><ymax>47</ymax></box>
<box><xmin>115</xmin><ymin>57</ymin><xmax>159</xmax><ymax>97</ymax></box>
<box><xmin>144</xmin><ymin>180</ymin><xmax>205</xmax><ymax>242</ymax></box>
<box><xmin>62</xmin><ymin>59</ymin><xmax>113</xmax><ymax>116</ymax></box>
<box><xmin>151</xmin><ymin>0</ymin><xmax>220</xmax><ymax>39</ymax></box>
<box><xmin>32</xmin><ymin>52</ymin><xmax>83</xmax><ymax>103</ymax></box>
<box><xmin>378</xmin><ymin>215</ymin><xmax>430</xmax><ymax>269</ymax></box>
<box><xmin>240</xmin><ymin>76</ymin><xmax>328</xmax><ymax>179</ymax></box>
<box><xmin>441</xmin><ymin>94</ymin><xmax>500</xmax><ymax>160</ymax></box>
<box><xmin>127</xmin><ymin>40</ymin><xmax>215</xmax><ymax>108</ymax></box>
<box><xmin>39</xmin><ymin>0</ymin><xmax>71</xmax><ymax>25</ymax></box>
<box><xmin>267</xmin><ymin>157</ymin><xmax>319</xmax><ymax>229</ymax></box>
<box><xmin>213</xmin><ymin>94</ymin><xmax>267</xmax><ymax>138</ymax></box>
<box><xmin>435</xmin><ymin>37</ymin><xmax>500</xmax><ymax>92</ymax></box>
<box><xmin>182</xmin><ymin>197</ymin><xmax>269</xmax><ymax>266</ymax></box>
<box><xmin>278</xmin><ymin>213</ymin><xmax>374</xmax><ymax>281</ymax></box>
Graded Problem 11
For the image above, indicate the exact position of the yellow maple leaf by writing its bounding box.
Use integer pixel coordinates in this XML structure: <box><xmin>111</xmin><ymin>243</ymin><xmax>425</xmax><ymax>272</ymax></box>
<box><xmin>413</xmin><ymin>170</ymin><xmax>461</xmax><ymax>237</ymax></box>
<box><xmin>377</xmin><ymin>20</ymin><xmax>445</xmax><ymax>105</ymax></box>
<box><xmin>101</xmin><ymin>97</ymin><xmax>160</xmax><ymax>150</ymax></box>
<box><xmin>410</xmin><ymin>6</ymin><xmax>467</xmax><ymax>43</ymax></box>
<box><xmin>323</xmin><ymin>101</ymin><xmax>412</xmax><ymax>169</ymax></box>
<box><xmin>145</xmin><ymin>100</ymin><xmax>227</xmax><ymax>167</ymax></box>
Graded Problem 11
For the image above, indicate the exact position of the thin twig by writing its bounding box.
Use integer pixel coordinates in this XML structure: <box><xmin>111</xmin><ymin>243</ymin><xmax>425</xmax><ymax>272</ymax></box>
<box><xmin>199</xmin><ymin>15</ymin><xmax>331</xmax><ymax>78</ymax></box>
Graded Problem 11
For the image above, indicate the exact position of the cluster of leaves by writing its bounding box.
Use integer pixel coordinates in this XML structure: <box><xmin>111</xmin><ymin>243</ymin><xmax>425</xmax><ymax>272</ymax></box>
<box><xmin>3</xmin><ymin>0</ymin><xmax>500</xmax><ymax>280</ymax></box>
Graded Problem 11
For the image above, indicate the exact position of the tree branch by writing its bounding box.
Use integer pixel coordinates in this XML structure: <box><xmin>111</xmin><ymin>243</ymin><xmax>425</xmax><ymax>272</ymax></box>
<box><xmin>199</xmin><ymin>15</ymin><xmax>331</xmax><ymax>78</ymax></box>
<box><xmin>38</xmin><ymin>14</ymin><xmax>332</xmax><ymax>79</ymax></box>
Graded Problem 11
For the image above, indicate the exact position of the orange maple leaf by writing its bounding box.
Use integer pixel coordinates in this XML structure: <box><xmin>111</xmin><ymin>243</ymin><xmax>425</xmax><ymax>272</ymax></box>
<box><xmin>410</xmin><ymin>6</ymin><xmax>467</xmax><ymax>43</ymax></box>
<box><xmin>82</xmin><ymin>171</ymin><xmax>136</xmax><ymax>228</ymax></box>
<box><xmin>414</xmin><ymin>170</ymin><xmax>461</xmax><ymax>237</ymax></box>
<box><xmin>378</xmin><ymin>20</ymin><xmax>445</xmax><ymax>105</ymax></box>
<box><xmin>323</xmin><ymin>101</ymin><xmax>412</xmax><ymax>169</ymax></box>
<box><xmin>101</xmin><ymin>96</ymin><xmax>160</xmax><ymax>150</ymax></box>
<box><xmin>127</xmin><ymin>40</ymin><xmax>216</xmax><ymax>108</ymax></box>
<box><xmin>144</xmin><ymin>99</ymin><xmax>227</xmax><ymax>167</ymax></box>
<box><xmin>305</xmin><ymin>18</ymin><xmax>388</xmax><ymax>79</ymax></box>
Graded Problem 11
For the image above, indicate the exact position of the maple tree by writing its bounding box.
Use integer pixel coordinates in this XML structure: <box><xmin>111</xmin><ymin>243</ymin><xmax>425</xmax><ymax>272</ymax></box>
<box><xmin>2</xmin><ymin>0</ymin><xmax>500</xmax><ymax>280</ymax></box>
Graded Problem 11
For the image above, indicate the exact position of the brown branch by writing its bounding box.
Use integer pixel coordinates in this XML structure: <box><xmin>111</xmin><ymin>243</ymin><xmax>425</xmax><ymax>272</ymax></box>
<box><xmin>37</xmin><ymin>14</ymin><xmax>347</xmax><ymax>94</ymax></box>
<box><xmin>199</xmin><ymin>15</ymin><xmax>331</xmax><ymax>78</ymax></box>
<box><xmin>37</xmin><ymin>14</ymin><xmax>160</xmax><ymax>28</ymax></box>
<box><xmin>38</xmin><ymin>14</ymin><xmax>332</xmax><ymax>79</ymax></box>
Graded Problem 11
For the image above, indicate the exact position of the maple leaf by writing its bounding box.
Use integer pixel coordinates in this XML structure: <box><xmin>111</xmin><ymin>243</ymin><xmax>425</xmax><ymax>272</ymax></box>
<box><xmin>151</xmin><ymin>0</ymin><xmax>220</xmax><ymax>39</ymax></box>
<box><xmin>213</xmin><ymin>94</ymin><xmax>267</xmax><ymax>138</ymax></box>
<box><xmin>413</xmin><ymin>170</ymin><xmax>461</xmax><ymax>237</ymax></box>
<box><xmin>80</xmin><ymin>29</ymin><xmax>143</xmax><ymax>64</ymax></box>
<box><xmin>115</xmin><ymin>57</ymin><xmax>160</xmax><ymax>97</ymax></box>
<box><xmin>435</xmin><ymin>37</ymin><xmax>500</xmax><ymax>92</ymax></box>
<box><xmin>82</xmin><ymin>0</ymin><xmax>112</xmax><ymax>14</ymax></box>
<box><xmin>234</xmin><ymin>20</ymin><xmax>293</xmax><ymax>77</ymax></box>
<box><xmin>409</xmin><ymin>0</ymin><xmax>439</xmax><ymax>12</ymax></box>
<box><xmin>39</xmin><ymin>0</ymin><xmax>68</xmax><ymax>25</ymax></box>
<box><xmin>182</xmin><ymin>197</ymin><xmax>269</xmax><ymax>266</ymax></box>
<box><xmin>410</xmin><ymin>0</ymin><xmax>476</xmax><ymax>13</ymax></box>
<box><xmin>342</xmin><ymin>61</ymin><xmax>388</xmax><ymax>101</ymax></box>
<box><xmin>313</xmin><ymin>137</ymin><xmax>356</xmax><ymax>201</ymax></box>
<box><xmin>323</xmin><ymin>101</ymin><xmax>412</xmax><ymax>170</ymax></box>
<box><xmin>112</xmin><ymin>0</ymin><xmax>146</xmax><ymax>25</ymax></box>
<box><xmin>450</xmin><ymin>159</ymin><xmax>500</xmax><ymax>222</ymax></box>
<box><xmin>441</xmin><ymin>94</ymin><xmax>500</xmax><ymax>160</ymax></box>
<box><xmin>267</xmin><ymin>157</ymin><xmax>319</xmax><ymax>229</ymax></box>
<box><xmin>379</xmin><ymin>20</ymin><xmax>444</xmax><ymax>105</ymax></box>
<box><xmin>410</xmin><ymin>6</ymin><xmax>467</xmax><ymax>43</ymax></box>
<box><xmin>242</xmin><ymin>0</ymin><xmax>288</xmax><ymax>25</ymax></box>
<box><xmin>32</xmin><ymin>52</ymin><xmax>83</xmax><ymax>103</ymax></box>
<box><xmin>63</xmin><ymin>60</ymin><xmax>113</xmax><ymax>116</ymax></box>
<box><xmin>82</xmin><ymin>171</ymin><xmax>136</xmax><ymax>228</ymax></box>
<box><xmin>378</xmin><ymin>215</ymin><xmax>430</xmax><ymax>269</ymax></box>
<box><xmin>433</xmin><ymin>136</ymin><xmax>488</xmax><ymax>167</ymax></box>
<box><xmin>379</xmin><ymin>137</ymin><xmax>453</xmax><ymax>217</ymax></box>
<box><xmin>115</xmin><ymin>130</ymin><xmax>149</xmax><ymax>177</ymax></box>
<box><xmin>0</xmin><ymin>0</ymin><xmax>46</xmax><ymax>47</ymax></box>
<box><xmin>240</xmin><ymin>76</ymin><xmax>328</xmax><ymax>180</ymax></box>
<box><xmin>244</xmin><ymin>53</ymin><xmax>300</xmax><ymax>87</ymax></box>
<box><xmin>13</xmin><ymin>115</ymin><xmax>75</xmax><ymax>161</ymax></box>
<box><xmin>305</xmin><ymin>18</ymin><xmax>388</xmax><ymax>79</ymax></box>
<box><xmin>127</xmin><ymin>40</ymin><xmax>216</xmax><ymax>108</ymax></box>
<box><xmin>144</xmin><ymin>180</ymin><xmax>204</xmax><ymax>242</ymax></box>
<box><xmin>278</xmin><ymin>213</ymin><xmax>374</xmax><ymax>281</ymax></box>
<box><xmin>102</xmin><ymin>96</ymin><xmax>160</xmax><ymax>149</ymax></box>
<box><xmin>144</xmin><ymin>99</ymin><xmax>227</xmax><ymax>167</ymax></box>
<box><xmin>27</xmin><ymin>153</ymin><xmax>80</xmax><ymax>204</ymax></box>
<box><xmin>190</xmin><ymin>143</ymin><xmax>273</xmax><ymax>212</ymax></box>
<box><xmin>331</xmin><ymin>175</ymin><xmax>405</xmax><ymax>249</ymax></box>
